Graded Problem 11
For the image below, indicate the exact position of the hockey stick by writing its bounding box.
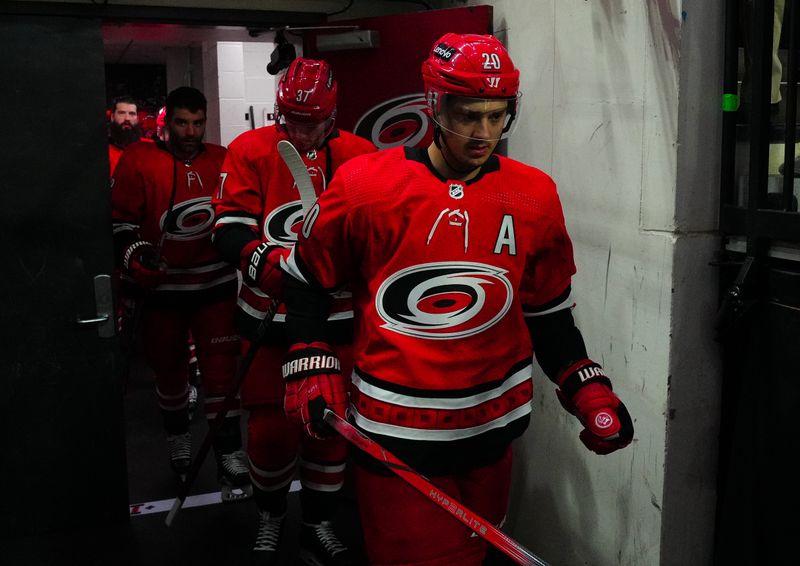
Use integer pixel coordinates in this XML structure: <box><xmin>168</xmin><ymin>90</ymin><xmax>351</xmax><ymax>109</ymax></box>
<box><xmin>324</xmin><ymin>410</ymin><xmax>550</xmax><ymax>566</ymax></box>
<box><xmin>164</xmin><ymin>299</ymin><xmax>279</xmax><ymax>526</ymax></box>
<box><xmin>166</xmin><ymin>140</ymin><xmax>316</xmax><ymax>526</ymax></box>
<box><xmin>277</xmin><ymin>139</ymin><xmax>318</xmax><ymax>211</ymax></box>
<box><xmin>121</xmin><ymin>155</ymin><xmax>180</xmax><ymax>393</ymax></box>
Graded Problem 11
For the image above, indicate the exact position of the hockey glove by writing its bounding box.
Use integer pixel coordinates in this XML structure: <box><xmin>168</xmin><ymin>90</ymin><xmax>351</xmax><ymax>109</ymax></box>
<box><xmin>556</xmin><ymin>359</ymin><xmax>634</xmax><ymax>455</ymax></box>
<box><xmin>241</xmin><ymin>240</ymin><xmax>287</xmax><ymax>299</ymax></box>
<box><xmin>282</xmin><ymin>342</ymin><xmax>348</xmax><ymax>440</ymax></box>
<box><xmin>122</xmin><ymin>240</ymin><xmax>167</xmax><ymax>289</ymax></box>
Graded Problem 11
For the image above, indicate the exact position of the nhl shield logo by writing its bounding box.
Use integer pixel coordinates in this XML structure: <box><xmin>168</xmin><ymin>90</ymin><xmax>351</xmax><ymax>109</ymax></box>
<box><xmin>448</xmin><ymin>182</ymin><xmax>464</xmax><ymax>200</ymax></box>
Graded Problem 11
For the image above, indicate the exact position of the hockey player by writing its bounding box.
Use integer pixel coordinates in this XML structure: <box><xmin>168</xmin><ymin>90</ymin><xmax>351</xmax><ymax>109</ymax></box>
<box><xmin>278</xmin><ymin>33</ymin><xmax>635</xmax><ymax>565</ymax></box>
<box><xmin>108</xmin><ymin>96</ymin><xmax>146</xmax><ymax>176</ymax></box>
<box><xmin>212</xmin><ymin>58</ymin><xmax>376</xmax><ymax>565</ymax></box>
<box><xmin>112</xmin><ymin>86</ymin><xmax>251</xmax><ymax>503</ymax></box>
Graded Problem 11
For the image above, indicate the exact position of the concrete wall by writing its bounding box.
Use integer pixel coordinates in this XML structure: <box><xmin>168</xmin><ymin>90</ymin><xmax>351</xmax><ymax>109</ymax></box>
<box><xmin>442</xmin><ymin>1</ymin><xmax>723</xmax><ymax>565</ymax></box>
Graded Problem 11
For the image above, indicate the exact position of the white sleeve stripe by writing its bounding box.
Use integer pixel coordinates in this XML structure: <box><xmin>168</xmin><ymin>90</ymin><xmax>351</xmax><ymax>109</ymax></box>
<box><xmin>112</xmin><ymin>223</ymin><xmax>138</xmax><ymax>234</ymax></box>
<box><xmin>243</xmin><ymin>282</ymin><xmax>272</xmax><ymax>299</ymax></box>
<box><xmin>237</xmin><ymin>296</ymin><xmax>275</xmax><ymax>319</ymax></box>
<box><xmin>214</xmin><ymin>216</ymin><xmax>259</xmax><ymax>227</ymax></box>
<box><xmin>523</xmin><ymin>292</ymin><xmax>574</xmax><ymax>317</ymax></box>
<box><xmin>281</xmin><ymin>246</ymin><xmax>308</xmax><ymax>285</ymax></box>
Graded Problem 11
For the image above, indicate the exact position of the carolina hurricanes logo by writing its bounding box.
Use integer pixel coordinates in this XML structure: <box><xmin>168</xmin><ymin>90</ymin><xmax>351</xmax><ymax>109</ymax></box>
<box><xmin>376</xmin><ymin>262</ymin><xmax>513</xmax><ymax>340</ymax></box>
<box><xmin>161</xmin><ymin>196</ymin><xmax>214</xmax><ymax>241</ymax></box>
<box><xmin>263</xmin><ymin>200</ymin><xmax>304</xmax><ymax>245</ymax></box>
<box><xmin>354</xmin><ymin>94</ymin><xmax>433</xmax><ymax>150</ymax></box>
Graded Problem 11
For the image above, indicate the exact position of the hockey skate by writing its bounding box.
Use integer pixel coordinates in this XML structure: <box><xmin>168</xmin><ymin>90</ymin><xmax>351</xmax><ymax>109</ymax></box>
<box><xmin>251</xmin><ymin>510</ymin><xmax>286</xmax><ymax>565</ymax></box>
<box><xmin>219</xmin><ymin>450</ymin><xmax>253</xmax><ymax>503</ymax></box>
<box><xmin>166</xmin><ymin>431</ymin><xmax>192</xmax><ymax>477</ymax></box>
<box><xmin>299</xmin><ymin>521</ymin><xmax>353</xmax><ymax>566</ymax></box>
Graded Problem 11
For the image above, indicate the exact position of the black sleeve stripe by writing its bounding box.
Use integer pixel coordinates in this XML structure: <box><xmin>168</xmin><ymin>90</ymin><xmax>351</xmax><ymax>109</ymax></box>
<box><xmin>112</xmin><ymin>228</ymin><xmax>138</xmax><ymax>265</ymax></box>
<box><xmin>525</xmin><ymin>306</ymin><xmax>588</xmax><ymax>382</ymax></box>
<box><xmin>213</xmin><ymin>223</ymin><xmax>259</xmax><ymax>266</ymax></box>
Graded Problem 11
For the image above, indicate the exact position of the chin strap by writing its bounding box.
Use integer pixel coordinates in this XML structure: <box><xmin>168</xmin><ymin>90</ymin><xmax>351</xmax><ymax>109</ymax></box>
<box><xmin>433</xmin><ymin>126</ymin><xmax>480</xmax><ymax>178</ymax></box>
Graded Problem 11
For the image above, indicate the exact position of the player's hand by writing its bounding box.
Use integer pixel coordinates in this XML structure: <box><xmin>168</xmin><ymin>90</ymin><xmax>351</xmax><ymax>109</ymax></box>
<box><xmin>123</xmin><ymin>241</ymin><xmax>167</xmax><ymax>289</ymax></box>
<box><xmin>241</xmin><ymin>240</ymin><xmax>287</xmax><ymax>299</ymax></box>
<box><xmin>282</xmin><ymin>342</ymin><xmax>348</xmax><ymax>440</ymax></box>
<box><xmin>556</xmin><ymin>360</ymin><xmax>634</xmax><ymax>455</ymax></box>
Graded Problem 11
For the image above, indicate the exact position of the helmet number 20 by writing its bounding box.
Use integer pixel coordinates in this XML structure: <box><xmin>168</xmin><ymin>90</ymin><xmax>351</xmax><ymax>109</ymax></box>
<box><xmin>482</xmin><ymin>53</ymin><xmax>501</xmax><ymax>70</ymax></box>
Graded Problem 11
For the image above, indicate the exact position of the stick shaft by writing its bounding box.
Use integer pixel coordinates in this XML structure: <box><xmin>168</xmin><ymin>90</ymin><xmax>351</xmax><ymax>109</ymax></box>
<box><xmin>323</xmin><ymin>410</ymin><xmax>549</xmax><ymax>566</ymax></box>
<box><xmin>165</xmin><ymin>300</ymin><xmax>279</xmax><ymax>526</ymax></box>
<box><xmin>277</xmin><ymin>139</ymin><xmax>317</xmax><ymax>212</ymax></box>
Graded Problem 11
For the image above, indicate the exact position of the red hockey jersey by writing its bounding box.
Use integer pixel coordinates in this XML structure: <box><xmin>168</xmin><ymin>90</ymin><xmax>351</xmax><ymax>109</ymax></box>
<box><xmin>213</xmin><ymin>125</ymin><xmax>376</xmax><ymax>341</ymax></box>
<box><xmin>112</xmin><ymin>140</ymin><xmax>236</xmax><ymax>302</ymax></box>
<box><xmin>285</xmin><ymin>146</ymin><xmax>577</xmax><ymax>473</ymax></box>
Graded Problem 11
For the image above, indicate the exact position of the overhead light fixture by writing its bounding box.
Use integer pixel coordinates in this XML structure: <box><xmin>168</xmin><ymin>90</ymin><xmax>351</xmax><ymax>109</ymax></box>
<box><xmin>316</xmin><ymin>30</ymin><xmax>379</xmax><ymax>52</ymax></box>
<box><xmin>267</xmin><ymin>29</ymin><xmax>296</xmax><ymax>75</ymax></box>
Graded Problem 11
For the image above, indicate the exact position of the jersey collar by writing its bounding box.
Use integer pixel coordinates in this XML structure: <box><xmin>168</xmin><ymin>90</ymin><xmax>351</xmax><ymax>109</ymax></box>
<box><xmin>404</xmin><ymin>146</ymin><xmax>499</xmax><ymax>185</ymax></box>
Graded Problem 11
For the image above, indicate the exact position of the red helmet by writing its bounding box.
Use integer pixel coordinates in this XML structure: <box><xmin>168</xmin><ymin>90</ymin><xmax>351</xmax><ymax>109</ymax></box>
<box><xmin>156</xmin><ymin>106</ymin><xmax>166</xmax><ymax>129</ymax></box>
<box><xmin>156</xmin><ymin>106</ymin><xmax>167</xmax><ymax>140</ymax></box>
<box><xmin>422</xmin><ymin>33</ymin><xmax>520</xmax><ymax>114</ymax></box>
<box><xmin>275</xmin><ymin>57</ymin><xmax>337</xmax><ymax>125</ymax></box>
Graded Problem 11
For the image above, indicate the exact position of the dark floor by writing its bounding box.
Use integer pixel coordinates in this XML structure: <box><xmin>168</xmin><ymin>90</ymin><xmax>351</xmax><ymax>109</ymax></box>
<box><xmin>5</xmin><ymin>354</ymin><xmax>367</xmax><ymax>566</ymax></box>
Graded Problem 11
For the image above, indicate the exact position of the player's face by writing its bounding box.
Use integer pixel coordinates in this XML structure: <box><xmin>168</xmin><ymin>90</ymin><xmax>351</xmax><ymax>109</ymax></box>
<box><xmin>167</xmin><ymin>108</ymin><xmax>206</xmax><ymax>159</ymax></box>
<box><xmin>285</xmin><ymin>117</ymin><xmax>330</xmax><ymax>153</ymax></box>
<box><xmin>112</xmin><ymin>103</ymin><xmax>139</xmax><ymax>128</ymax></box>
<box><xmin>437</xmin><ymin>97</ymin><xmax>509</xmax><ymax>168</ymax></box>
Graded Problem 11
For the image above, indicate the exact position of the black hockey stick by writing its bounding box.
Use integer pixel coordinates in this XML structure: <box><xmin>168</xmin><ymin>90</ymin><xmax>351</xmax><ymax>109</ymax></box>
<box><xmin>324</xmin><ymin>410</ymin><xmax>550</xmax><ymax>566</ymax></box>
<box><xmin>121</xmin><ymin>154</ymin><xmax>180</xmax><ymax>393</ymax></box>
<box><xmin>165</xmin><ymin>298</ymin><xmax>279</xmax><ymax>526</ymax></box>
<box><xmin>166</xmin><ymin>140</ymin><xmax>316</xmax><ymax>525</ymax></box>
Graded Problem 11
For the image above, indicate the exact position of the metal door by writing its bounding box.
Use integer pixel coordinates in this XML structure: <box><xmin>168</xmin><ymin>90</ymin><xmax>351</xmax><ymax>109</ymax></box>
<box><xmin>0</xmin><ymin>15</ymin><xmax>127</xmax><ymax>536</ymax></box>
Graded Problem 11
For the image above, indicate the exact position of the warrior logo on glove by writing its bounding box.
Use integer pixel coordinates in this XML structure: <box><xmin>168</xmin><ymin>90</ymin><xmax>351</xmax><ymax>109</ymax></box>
<box><xmin>282</xmin><ymin>352</ymin><xmax>340</xmax><ymax>378</ymax></box>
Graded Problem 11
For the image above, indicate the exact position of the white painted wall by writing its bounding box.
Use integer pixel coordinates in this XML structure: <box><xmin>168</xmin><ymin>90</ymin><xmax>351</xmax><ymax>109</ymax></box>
<box><xmin>164</xmin><ymin>46</ymin><xmax>204</xmax><ymax>93</ymax></box>
<box><xmin>443</xmin><ymin>1</ymin><xmax>723</xmax><ymax>565</ymax></box>
<box><xmin>202</xmin><ymin>38</ymin><xmax>300</xmax><ymax>147</ymax></box>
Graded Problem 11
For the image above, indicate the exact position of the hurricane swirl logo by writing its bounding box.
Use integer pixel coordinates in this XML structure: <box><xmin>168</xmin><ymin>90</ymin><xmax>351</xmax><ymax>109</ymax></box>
<box><xmin>354</xmin><ymin>94</ymin><xmax>433</xmax><ymax>150</ymax></box>
<box><xmin>161</xmin><ymin>196</ymin><xmax>215</xmax><ymax>241</ymax></box>
<box><xmin>264</xmin><ymin>200</ymin><xmax>304</xmax><ymax>245</ymax></box>
<box><xmin>376</xmin><ymin>262</ymin><xmax>513</xmax><ymax>339</ymax></box>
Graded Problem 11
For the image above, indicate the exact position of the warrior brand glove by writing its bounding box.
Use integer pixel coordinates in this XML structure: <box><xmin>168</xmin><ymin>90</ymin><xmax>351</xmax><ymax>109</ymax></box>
<box><xmin>241</xmin><ymin>240</ymin><xmax>286</xmax><ymax>299</ymax></box>
<box><xmin>122</xmin><ymin>240</ymin><xmax>167</xmax><ymax>289</ymax></box>
<box><xmin>556</xmin><ymin>359</ymin><xmax>634</xmax><ymax>455</ymax></box>
<box><xmin>282</xmin><ymin>342</ymin><xmax>348</xmax><ymax>440</ymax></box>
